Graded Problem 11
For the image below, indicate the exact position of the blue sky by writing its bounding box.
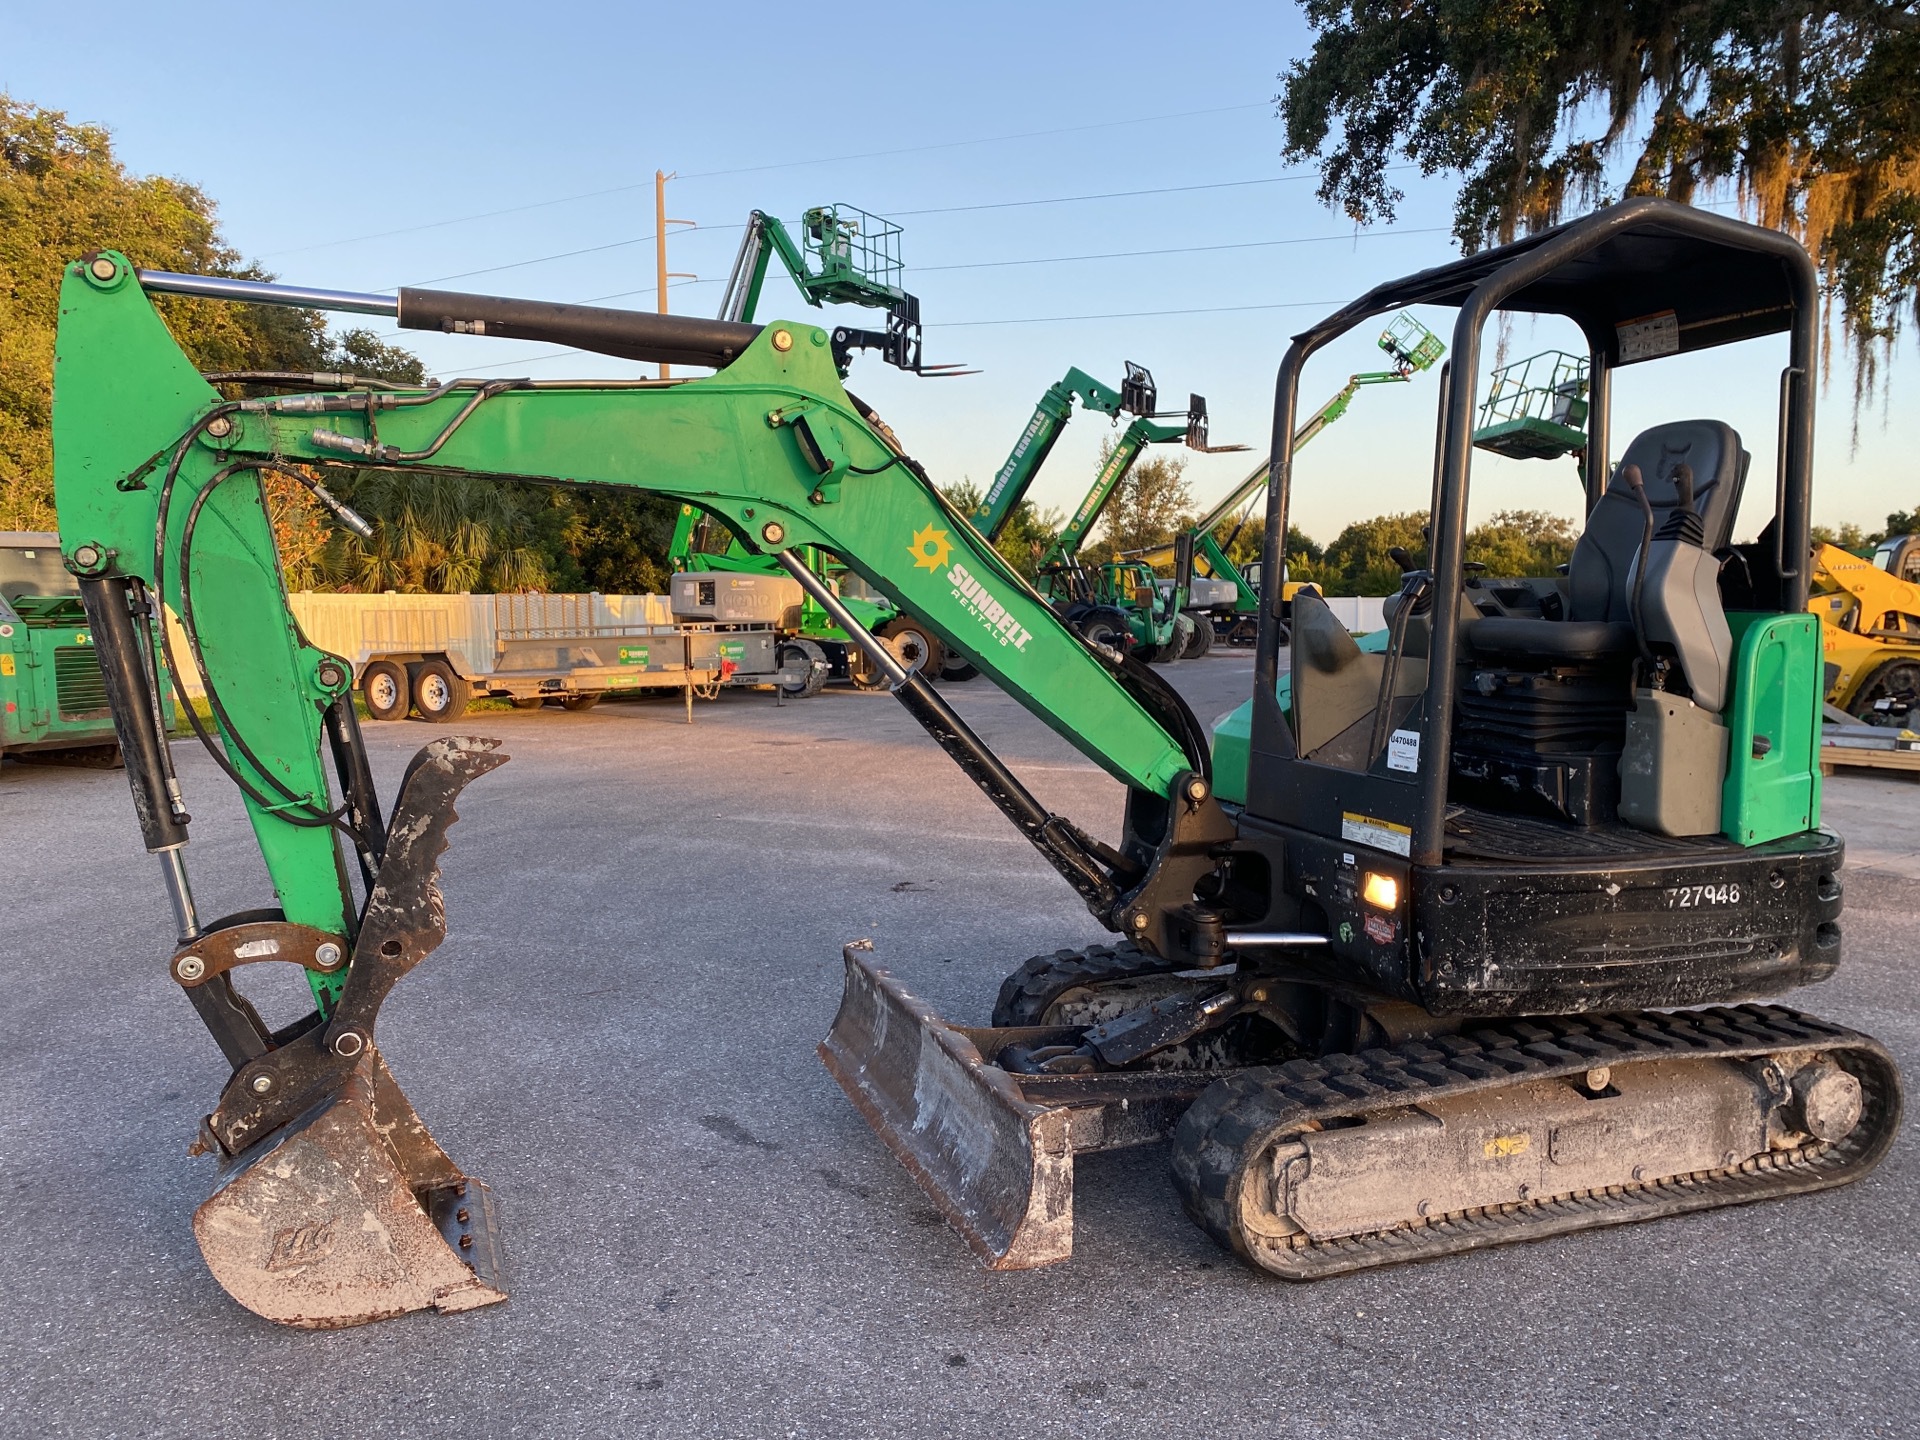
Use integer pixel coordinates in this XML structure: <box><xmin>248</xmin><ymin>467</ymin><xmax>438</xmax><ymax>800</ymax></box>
<box><xmin>9</xmin><ymin>0</ymin><xmax>1916</xmax><ymax>544</ymax></box>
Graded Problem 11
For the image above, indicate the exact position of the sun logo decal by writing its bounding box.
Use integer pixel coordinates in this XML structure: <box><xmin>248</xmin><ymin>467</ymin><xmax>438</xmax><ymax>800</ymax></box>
<box><xmin>908</xmin><ymin>524</ymin><xmax>953</xmax><ymax>572</ymax></box>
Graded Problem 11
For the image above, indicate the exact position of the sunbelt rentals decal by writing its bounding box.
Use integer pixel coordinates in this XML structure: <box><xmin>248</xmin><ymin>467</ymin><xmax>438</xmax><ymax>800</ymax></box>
<box><xmin>908</xmin><ymin>524</ymin><xmax>1033</xmax><ymax>653</ymax></box>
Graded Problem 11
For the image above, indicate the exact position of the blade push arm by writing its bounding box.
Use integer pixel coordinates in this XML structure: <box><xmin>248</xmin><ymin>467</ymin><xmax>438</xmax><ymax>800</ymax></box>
<box><xmin>54</xmin><ymin>255</ymin><xmax>1227</xmax><ymax>968</ymax></box>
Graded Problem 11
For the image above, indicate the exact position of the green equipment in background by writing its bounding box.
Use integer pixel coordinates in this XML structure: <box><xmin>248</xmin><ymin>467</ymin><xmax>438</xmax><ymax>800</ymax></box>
<box><xmin>0</xmin><ymin>531</ymin><xmax>131</xmax><ymax>764</ymax></box>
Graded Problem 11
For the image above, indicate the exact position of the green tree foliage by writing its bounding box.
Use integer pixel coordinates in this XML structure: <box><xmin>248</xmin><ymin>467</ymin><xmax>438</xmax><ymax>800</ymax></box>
<box><xmin>556</xmin><ymin>489</ymin><xmax>680</xmax><ymax>594</ymax></box>
<box><xmin>1463</xmin><ymin>508</ymin><xmax>1580</xmax><ymax>577</ymax></box>
<box><xmin>1293</xmin><ymin>511</ymin><xmax>1429</xmax><ymax>596</ymax></box>
<box><xmin>2</xmin><ymin>96</ymin><xmax>683</xmax><ymax>597</ymax></box>
<box><xmin>940</xmin><ymin>478</ymin><xmax>1064</xmax><ymax>580</ymax></box>
<box><xmin>1287</xmin><ymin>508</ymin><xmax>1578</xmax><ymax>594</ymax></box>
<box><xmin>1094</xmin><ymin>448</ymin><xmax>1195</xmax><ymax>557</ymax></box>
<box><xmin>1811</xmin><ymin>519</ymin><xmax>1875</xmax><ymax>552</ymax></box>
<box><xmin>1213</xmin><ymin>514</ymin><xmax>1323</xmax><ymax>573</ymax></box>
<box><xmin>314</xmin><ymin>473</ymin><xmax>551</xmax><ymax>594</ymax></box>
<box><xmin>1279</xmin><ymin>3</ymin><xmax>1920</xmax><ymax>389</ymax></box>
<box><xmin>0</xmin><ymin>96</ymin><xmax>427</xmax><ymax>529</ymax></box>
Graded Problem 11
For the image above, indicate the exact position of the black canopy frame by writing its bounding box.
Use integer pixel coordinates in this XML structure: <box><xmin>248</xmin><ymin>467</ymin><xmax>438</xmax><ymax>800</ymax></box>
<box><xmin>1251</xmin><ymin>197</ymin><xmax>1820</xmax><ymax>864</ymax></box>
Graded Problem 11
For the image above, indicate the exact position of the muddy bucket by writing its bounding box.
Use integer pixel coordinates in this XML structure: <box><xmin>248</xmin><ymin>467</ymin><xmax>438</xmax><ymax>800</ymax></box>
<box><xmin>194</xmin><ymin>1050</ymin><xmax>504</xmax><ymax>1328</ymax></box>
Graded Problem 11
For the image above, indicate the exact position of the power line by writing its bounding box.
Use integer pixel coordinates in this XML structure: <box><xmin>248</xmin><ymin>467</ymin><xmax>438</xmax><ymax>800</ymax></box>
<box><xmin>392</xmin><ymin>225</ymin><xmax>1434</xmax><ymax>356</ymax></box>
<box><xmin>894</xmin><ymin>171</ymin><xmax>1348</xmax><ymax>218</ymax></box>
<box><xmin>930</xmin><ymin>298</ymin><xmax>1346</xmax><ymax>328</ymax></box>
<box><xmin>263</xmin><ymin>102</ymin><xmax>1268</xmax><ymax>260</ymax></box>
<box><xmin>677</xmin><ymin>103</ymin><xmax>1268</xmax><ymax>181</ymax></box>
<box><xmin>915</xmin><ymin>226</ymin><xmax>1447</xmax><ymax>275</ymax></box>
<box><xmin>390</xmin><ymin>294</ymin><xmax>1354</xmax><ymax>374</ymax></box>
<box><xmin>397</xmin><ymin>168</ymin><xmax>1415</xmax><ymax>289</ymax></box>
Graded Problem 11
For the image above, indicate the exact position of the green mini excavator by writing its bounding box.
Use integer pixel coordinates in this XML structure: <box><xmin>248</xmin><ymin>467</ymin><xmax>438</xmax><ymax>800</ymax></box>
<box><xmin>52</xmin><ymin>198</ymin><xmax>1899</xmax><ymax>1330</ymax></box>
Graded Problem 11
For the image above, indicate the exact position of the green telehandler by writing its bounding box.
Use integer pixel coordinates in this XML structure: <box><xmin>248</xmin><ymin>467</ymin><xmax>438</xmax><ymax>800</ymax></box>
<box><xmin>667</xmin><ymin>203</ymin><xmax>971</xmax><ymax>689</ymax></box>
<box><xmin>1131</xmin><ymin>312</ymin><xmax>1446</xmax><ymax>649</ymax></box>
<box><xmin>51</xmin><ymin>198</ymin><xmax>1899</xmax><ymax>1330</ymax></box>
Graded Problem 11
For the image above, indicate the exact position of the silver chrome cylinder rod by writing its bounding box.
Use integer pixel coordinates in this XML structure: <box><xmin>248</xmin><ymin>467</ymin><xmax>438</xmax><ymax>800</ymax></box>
<box><xmin>136</xmin><ymin>269</ymin><xmax>398</xmax><ymax>317</ymax></box>
<box><xmin>157</xmin><ymin>845</ymin><xmax>201</xmax><ymax>942</ymax></box>
<box><xmin>1227</xmin><ymin>932</ymin><xmax>1330</xmax><ymax>947</ymax></box>
<box><xmin>773</xmin><ymin>550</ymin><xmax>911</xmax><ymax>688</ymax></box>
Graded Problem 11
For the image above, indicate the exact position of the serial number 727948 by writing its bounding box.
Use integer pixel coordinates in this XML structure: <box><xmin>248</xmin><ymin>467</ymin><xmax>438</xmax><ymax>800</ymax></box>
<box><xmin>1667</xmin><ymin>883</ymin><xmax>1742</xmax><ymax>909</ymax></box>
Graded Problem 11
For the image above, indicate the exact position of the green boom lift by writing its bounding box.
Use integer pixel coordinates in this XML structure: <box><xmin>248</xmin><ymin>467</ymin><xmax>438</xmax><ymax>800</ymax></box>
<box><xmin>666</xmin><ymin>204</ymin><xmax>971</xmax><ymax>687</ymax></box>
<box><xmin>52</xmin><ymin>199</ymin><xmax>1900</xmax><ymax>1331</ymax></box>
<box><xmin>1131</xmin><ymin>312</ymin><xmax>1446</xmax><ymax>648</ymax></box>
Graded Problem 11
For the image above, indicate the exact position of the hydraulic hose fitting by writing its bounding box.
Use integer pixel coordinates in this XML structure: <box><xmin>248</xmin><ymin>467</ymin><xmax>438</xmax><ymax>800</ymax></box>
<box><xmin>311</xmin><ymin>429</ymin><xmax>400</xmax><ymax>464</ymax></box>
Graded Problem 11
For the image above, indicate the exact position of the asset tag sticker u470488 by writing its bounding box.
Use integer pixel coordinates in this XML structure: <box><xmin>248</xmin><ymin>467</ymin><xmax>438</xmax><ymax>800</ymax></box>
<box><xmin>1386</xmin><ymin>728</ymin><xmax>1420</xmax><ymax>773</ymax></box>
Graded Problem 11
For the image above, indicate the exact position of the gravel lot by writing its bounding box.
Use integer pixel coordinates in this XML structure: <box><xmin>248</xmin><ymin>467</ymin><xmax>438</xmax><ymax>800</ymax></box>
<box><xmin>3</xmin><ymin>647</ymin><xmax>1915</xmax><ymax>1439</ymax></box>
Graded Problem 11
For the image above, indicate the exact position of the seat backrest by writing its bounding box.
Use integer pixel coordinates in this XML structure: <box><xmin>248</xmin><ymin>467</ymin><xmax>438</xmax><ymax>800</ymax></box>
<box><xmin>1564</xmin><ymin>420</ymin><xmax>1749</xmax><ymax>624</ymax></box>
<box><xmin>1614</xmin><ymin>420</ymin><xmax>1748</xmax><ymax>551</ymax></box>
<box><xmin>1565</xmin><ymin>477</ymin><xmax>1645</xmax><ymax>623</ymax></box>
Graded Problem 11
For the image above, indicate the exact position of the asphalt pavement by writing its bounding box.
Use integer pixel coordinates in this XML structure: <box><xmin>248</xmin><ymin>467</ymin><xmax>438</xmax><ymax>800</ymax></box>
<box><xmin>3</xmin><ymin>647</ymin><xmax>1916</xmax><ymax>1439</ymax></box>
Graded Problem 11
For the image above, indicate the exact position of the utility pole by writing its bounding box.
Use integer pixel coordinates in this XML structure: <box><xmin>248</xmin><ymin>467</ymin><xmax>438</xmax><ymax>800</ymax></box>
<box><xmin>653</xmin><ymin>169</ymin><xmax>696</xmax><ymax>379</ymax></box>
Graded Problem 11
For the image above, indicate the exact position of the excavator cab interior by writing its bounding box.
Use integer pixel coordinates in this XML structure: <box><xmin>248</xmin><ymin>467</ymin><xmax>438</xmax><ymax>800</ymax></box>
<box><xmin>1241</xmin><ymin>199</ymin><xmax>1835</xmax><ymax>1018</ymax></box>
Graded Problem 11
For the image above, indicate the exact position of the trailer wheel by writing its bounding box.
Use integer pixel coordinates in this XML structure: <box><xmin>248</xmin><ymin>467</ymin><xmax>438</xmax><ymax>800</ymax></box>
<box><xmin>510</xmin><ymin>697</ymin><xmax>546</xmax><ymax>710</ymax></box>
<box><xmin>775</xmin><ymin>639</ymin><xmax>829</xmax><ymax>699</ymax></box>
<box><xmin>410</xmin><ymin>659</ymin><xmax>469</xmax><ymax>722</ymax></box>
<box><xmin>361</xmin><ymin>661</ymin><xmax>410</xmax><ymax>721</ymax></box>
<box><xmin>560</xmin><ymin>693</ymin><xmax>601</xmax><ymax>712</ymax></box>
<box><xmin>939</xmin><ymin>653</ymin><xmax>979</xmax><ymax>683</ymax></box>
<box><xmin>878</xmin><ymin>617</ymin><xmax>946</xmax><ymax>680</ymax></box>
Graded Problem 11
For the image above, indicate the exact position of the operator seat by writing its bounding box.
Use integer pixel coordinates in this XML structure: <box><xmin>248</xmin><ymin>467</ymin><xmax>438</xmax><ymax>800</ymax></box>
<box><xmin>1469</xmin><ymin>420</ymin><xmax>1748</xmax><ymax>666</ymax></box>
<box><xmin>1451</xmin><ymin>422</ymin><xmax>1748</xmax><ymax>826</ymax></box>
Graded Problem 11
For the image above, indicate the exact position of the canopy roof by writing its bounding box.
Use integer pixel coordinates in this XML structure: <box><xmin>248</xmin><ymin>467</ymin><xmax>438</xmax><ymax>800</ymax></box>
<box><xmin>1297</xmin><ymin>198</ymin><xmax>1815</xmax><ymax>365</ymax></box>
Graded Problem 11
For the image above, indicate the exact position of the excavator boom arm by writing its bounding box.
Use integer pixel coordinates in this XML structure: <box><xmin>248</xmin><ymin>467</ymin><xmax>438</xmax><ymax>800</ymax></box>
<box><xmin>53</xmin><ymin>257</ymin><xmax>1212</xmax><ymax>964</ymax></box>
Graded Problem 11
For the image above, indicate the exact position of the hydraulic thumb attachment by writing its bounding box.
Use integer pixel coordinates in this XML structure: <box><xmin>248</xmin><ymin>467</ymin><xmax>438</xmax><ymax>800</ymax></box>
<box><xmin>187</xmin><ymin>737</ymin><xmax>509</xmax><ymax>1328</ymax></box>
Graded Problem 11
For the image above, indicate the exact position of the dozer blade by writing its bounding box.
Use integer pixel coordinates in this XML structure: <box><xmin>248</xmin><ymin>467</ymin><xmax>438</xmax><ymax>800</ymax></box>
<box><xmin>821</xmin><ymin>946</ymin><xmax>1076</xmax><ymax>1268</ymax></box>
<box><xmin>194</xmin><ymin>1051</ymin><xmax>504</xmax><ymax>1329</ymax></box>
<box><xmin>820</xmin><ymin>945</ymin><xmax>1212</xmax><ymax>1269</ymax></box>
<box><xmin>189</xmin><ymin>737</ymin><xmax>509</xmax><ymax>1327</ymax></box>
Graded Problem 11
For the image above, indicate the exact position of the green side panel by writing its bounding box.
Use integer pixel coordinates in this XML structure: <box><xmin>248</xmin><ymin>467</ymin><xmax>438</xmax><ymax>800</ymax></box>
<box><xmin>1720</xmin><ymin>611</ymin><xmax>1822</xmax><ymax>846</ymax></box>
<box><xmin>1211</xmin><ymin>698</ymin><xmax>1253</xmax><ymax>805</ymax></box>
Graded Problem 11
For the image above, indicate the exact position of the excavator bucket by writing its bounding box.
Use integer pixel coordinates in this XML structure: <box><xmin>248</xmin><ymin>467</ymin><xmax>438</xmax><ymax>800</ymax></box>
<box><xmin>819</xmin><ymin>945</ymin><xmax>1208</xmax><ymax>1269</ymax></box>
<box><xmin>194</xmin><ymin>1051</ymin><xmax>504</xmax><ymax>1328</ymax></box>
<box><xmin>188</xmin><ymin>736</ymin><xmax>510</xmax><ymax>1327</ymax></box>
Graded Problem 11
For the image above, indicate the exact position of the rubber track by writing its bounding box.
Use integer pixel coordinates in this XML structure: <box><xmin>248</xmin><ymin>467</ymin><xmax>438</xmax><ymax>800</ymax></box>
<box><xmin>1169</xmin><ymin>1004</ymin><xmax>1902</xmax><ymax>1279</ymax></box>
<box><xmin>992</xmin><ymin>943</ymin><xmax>1180</xmax><ymax>1027</ymax></box>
